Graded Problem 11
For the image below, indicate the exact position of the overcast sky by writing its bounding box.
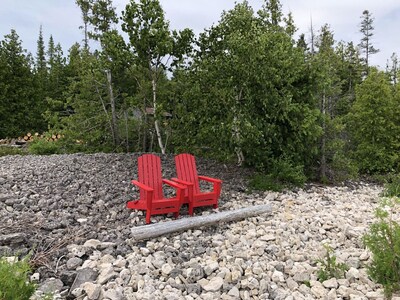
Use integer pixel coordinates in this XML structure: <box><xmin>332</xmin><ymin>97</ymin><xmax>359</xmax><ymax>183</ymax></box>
<box><xmin>1</xmin><ymin>0</ymin><xmax>399</xmax><ymax>69</ymax></box>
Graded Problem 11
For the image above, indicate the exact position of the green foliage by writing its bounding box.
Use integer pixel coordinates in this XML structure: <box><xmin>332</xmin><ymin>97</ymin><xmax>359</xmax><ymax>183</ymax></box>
<box><xmin>316</xmin><ymin>244</ymin><xmax>348</xmax><ymax>282</ymax></box>
<box><xmin>347</xmin><ymin>69</ymin><xmax>400</xmax><ymax>174</ymax></box>
<box><xmin>28</xmin><ymin>139</ymin><xmax>61</xmax><ymax>155</ymax></box>
<box><xmin>0</xmin><ymin>256</ymin><xmax>36</xmax><ymax>300</ymax></box>
<box><xmin>172</xmin><ymin>2</ymin><xmax>320</xmax><ymax>172</ymax></box>
<box><xmin>363</xmin><ymin>197</ymin><xmax>400</xmax><ymax>298</ymax></box>
<box><xmin>249</xmin><ymin>157</ymin><xmax>306</xmax><ymax>191</ymax></box>
<box><xmin>0</xmin><ymin>146</ymin><xmax>25</xmax><ymax>157</ymax></box>
<box><xmin>383</xmin><ymin>175</ymin><xmax>400</xmax><ymax>198</ymax></box>
<box><xmin>0</xmin><ymin>30</ymin><xmax>46</xmax><ymax>138</ymax></box>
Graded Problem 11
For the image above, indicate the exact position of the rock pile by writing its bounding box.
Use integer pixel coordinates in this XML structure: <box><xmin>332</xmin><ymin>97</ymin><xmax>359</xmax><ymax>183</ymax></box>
<box><xmin>0</xmin><ymin>153</ymin><xmax>385</xmax><ymax>299</ymax></box>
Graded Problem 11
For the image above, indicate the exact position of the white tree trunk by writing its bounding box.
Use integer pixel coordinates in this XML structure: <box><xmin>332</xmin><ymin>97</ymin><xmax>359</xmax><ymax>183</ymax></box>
<box><xmin>152</xmin><ymin>77</ymin><xmax>166</xmax><ymax>154</ymax></box>
<box><xmin>106</xmin><ymin>70</ymin><xmax>119</xmax><ymax>147</ymax></box>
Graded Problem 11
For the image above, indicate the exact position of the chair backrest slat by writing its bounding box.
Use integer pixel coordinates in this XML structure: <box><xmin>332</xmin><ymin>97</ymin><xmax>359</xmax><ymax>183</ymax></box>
<box><xmin>138</xmin><ymin>154</ymin><xmax>163</xmax><ymax>199</ymax></box>
<box><xmin>175</xmin><ymin>153</ymin><xmax>200</xmax><ymax>194</ymax></box>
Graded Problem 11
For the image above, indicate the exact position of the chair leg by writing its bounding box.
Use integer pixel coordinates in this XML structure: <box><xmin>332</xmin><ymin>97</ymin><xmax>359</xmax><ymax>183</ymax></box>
<box><xmin>213</xmin><ymin>203</ymin><xmax>218</xmax><ymax>209</ymax></box>
<box><xmin>173</xmin><ymin>212</ymin><xmax>179</xmax><ymax>219</ymax></box>
<box><xmin>189</xmin><ymin>204</ymin><xmax>194</xmax><ymax>216</ymax></box>
<box><xmin>146</xmin><ymin>211</ymin><xmax>151</xmax><ymax>224</ymax></box>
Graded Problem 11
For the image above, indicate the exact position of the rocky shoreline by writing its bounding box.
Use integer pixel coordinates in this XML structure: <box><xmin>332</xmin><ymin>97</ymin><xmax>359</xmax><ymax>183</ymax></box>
<box><xmin>0</xmin><ymin>153</ymin><xmax>385</xmax><ymax>299</ymax></box>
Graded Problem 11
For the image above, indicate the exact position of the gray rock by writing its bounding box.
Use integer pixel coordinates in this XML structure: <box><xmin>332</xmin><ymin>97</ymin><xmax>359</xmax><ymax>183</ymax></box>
<box><xmin>70</xmin><ymin>268</ymin><xmax>98</xmax><ymax>291</ymax></box>
<box><xmin>0</xmin><ymin>233</ymin><xmax>26</xmax><ymax>245</ymax></box>
<box><xmin>66</xmin><ymin>257</ymin><xmax>83</xmax><ymax>270</ymax></box>
<box><xmin>37</xmin><ymin>278</ymin><xmax>64</xmax><ymax>293</ymax></box>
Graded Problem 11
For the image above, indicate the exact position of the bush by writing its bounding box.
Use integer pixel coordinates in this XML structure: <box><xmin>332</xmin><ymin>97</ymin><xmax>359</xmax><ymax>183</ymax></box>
<box><xmin>28</xmin><ymin>139</ymin><xmax>61</xmax><ymax>155</ymax></box>
<box><xmin>382</xmin><ymin>174</ymin><xmax>400</xmax><ymax>198</ymax></box>
<box><xmin>363</xmin><ymin>197</ymin><xmax>400</xmax><ymax>298</ymax></box>
<box><xmin>249</xmin><ymin>157</ymin><xmax>306</xmax><ymax>191</ymax></box>
<box><xmin>0</xmin><ymin>256</ymin><xmax>36</xmax><ymax>300</ymax></box>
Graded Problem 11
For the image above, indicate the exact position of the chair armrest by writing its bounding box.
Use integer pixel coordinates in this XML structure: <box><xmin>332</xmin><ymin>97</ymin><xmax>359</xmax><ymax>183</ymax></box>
<box><xmin>131</xmin><ymin>180</ymin><xmax>154</xmax><ymax>192</ymax></box>
<box><xmin>198</xmin><ymin>175</ymin><xmax>222</xmax><ymax>184</ymax></box>
<box><xmin>162</xmin><ymin>179</ymin><xmax>186</xmax><ymax>190</ymax></box>
<box><xmin>171</xmin><ymin>178</ymin><xmax>194</xmax><ymax>186</ymax></box>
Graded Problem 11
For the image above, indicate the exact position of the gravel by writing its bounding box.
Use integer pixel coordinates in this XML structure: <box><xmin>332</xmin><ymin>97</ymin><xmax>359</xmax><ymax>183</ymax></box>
<box><xmin>0</xmin><ymin>153</ymin><xmax>386</xmax><ymax>299</ymax></box>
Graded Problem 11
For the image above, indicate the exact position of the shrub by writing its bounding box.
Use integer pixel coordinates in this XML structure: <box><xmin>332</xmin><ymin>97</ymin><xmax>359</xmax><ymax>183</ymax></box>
<box><xmin>28</xmin><ymin>139</ymin><xmax>61</xmax><ymax>155</ymax></box>
<box><xmin>363</xmin><ymin>197</ymin><xmax>400</xmax><ymax>298</ymax></box>
<box><xmin>0</xmin><ymin>256</ymin><xmax>36</xmax><ymax>300</ymax></box>
<box><xmin>382</xmin><ymin>174</ymin><xmax>400</xmax><ymax>198</ymax></box>
<box><xmin>249</xmin><ymin>157</ymin><xmax>306</xmax><ymax>192</ymax></box>
<box><xmin>316</xmin><ymin>244</ymin><xmax>348</xmax><ymax>282</ymax></box>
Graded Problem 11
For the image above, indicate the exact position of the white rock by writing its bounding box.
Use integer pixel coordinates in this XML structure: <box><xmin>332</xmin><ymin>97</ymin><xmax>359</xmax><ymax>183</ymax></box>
<box><xmin>322</xmin><ymin>277</ymin><xmax>338</xmax><ymax>289</ymax></box>
<box><xmin>227</xmin><ymin>286</ymin><xmax>240</xmax><ymax>298</ymax></box>
<box><xmin>271</xmin><ymin>270</ymin><xmax>285</xmax><ymax>282</ymax></box>
<box><xmin>97</xmin><ymin>265</ymin><xmax>117</xmax><ymax>285</ymax></box>
<box><xmin>204</xmin><ymin>260</ymin><xmax>219</xmax><ymax>276</ymax></box>
<box><xmin>83</xmin><ymin>239</ymin><xmax>101</xmax><ymax>249</ymax></box>
<box><xmin>310</xmin><ymin>280</ymin><xmax>327</xmax><ymax>298</ymax></box>
<box><xmin>346</xmin><ymin>267</ymin><xmax>360</xmax><ymax>281</ymax></box>
<box><xmin>161</xmin><ymin>263</ymin><xmax>173</xmax><ymax>275</ymax></box>
<box><xmin>82</xmin><ymin>282</ymin><xmax>101</xmax><ymax>300</ymax></box>
<box><xmin>200</xmin><ymin>277</ymin><xmax>224</xmax><ymax>292</ymax></box>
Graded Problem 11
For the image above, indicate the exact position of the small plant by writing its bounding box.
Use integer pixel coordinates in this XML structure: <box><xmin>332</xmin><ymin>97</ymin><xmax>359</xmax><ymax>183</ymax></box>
<box><xmin>0</xmin><ymin>256</ymin><xmax>36</xmax><ymax>300</ymax></box>
<box><xmin>316</xmin><ymin>244</ymin><xmax>348</xmax><ymax>282</ymax></box>
<box><xmin>363</xmin><ymin>197</ymin><xmax>400</xmax><ymax>298</ymax></box>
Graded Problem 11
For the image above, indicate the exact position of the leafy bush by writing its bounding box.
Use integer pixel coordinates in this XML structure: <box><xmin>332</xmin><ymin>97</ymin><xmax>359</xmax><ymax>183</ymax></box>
<box><xmin>363</xmin><ymin>197</ymin><xmax>400</xmax><ymax>298</ymax></box>
<box><xmin>249</xmin><ymin>157</ymin><xmax>306</xmax><ymax>191</ymax></box>
<box><xmin>28</xmin><ymin>139</ymin><xmax>61</xmax><ymax>155</ymax></box>
<box><xmin>316</xmin><ymin>244</ymin><xmax>348</xmax><ymax>282</ymax></box>
<box><xmin>0</xmin><ymin>256</ymin><xmax>36</xmax><ymax>300</ymax></box>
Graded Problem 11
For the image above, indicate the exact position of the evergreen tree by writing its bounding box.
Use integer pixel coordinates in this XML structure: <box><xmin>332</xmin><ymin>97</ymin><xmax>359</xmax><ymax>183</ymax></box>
<box><xmin>36</xmin><ymin>26</ymin><xmax>46</xmax><ymax>73</ymax></box>
<box><xmin>0</xmin><ymin>30</ymin><xmax>42</xmax><ymax>137</ymax></box>
<box><xmin>359</xmin><ymin>10</ymin><xmax>379</xmax><ymax>74</ymax></box>
<box><xmin>347</xmin><ymin>69</ymin><xmax>400</xmax><ymax>173</ymax></box>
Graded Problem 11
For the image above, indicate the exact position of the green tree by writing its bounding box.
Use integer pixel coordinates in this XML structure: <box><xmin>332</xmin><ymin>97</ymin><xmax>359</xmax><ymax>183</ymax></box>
<box><xmin>359</xmin><ymin>10</ymin><xmax>379</xmax><ymax>74</ymax></box>
<box><xmin>122</xmin><ymin>0</ymin><xmax>193</xmax><ymax>154</ymax></box>
<box><xmin>0</xmin><ymin>30</ymin><xmax>42</xmax><ymax>137</ymax></box>
<box><xmin>172</xmin><ymin>2</ymin><xmax>320</xmax><ymax>177</ymax></box>
<box><xmin>347</xmin><ymin>69</ymin><xmax>400</xmax><ymax>173</ymax></box>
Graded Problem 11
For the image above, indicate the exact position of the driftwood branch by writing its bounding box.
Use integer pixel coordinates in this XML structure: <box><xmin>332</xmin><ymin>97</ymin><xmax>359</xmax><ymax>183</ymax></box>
<box><xmin>129</xmin><ymin>204</ymin><xmax>273</xmax><ymax>242</ymax></box>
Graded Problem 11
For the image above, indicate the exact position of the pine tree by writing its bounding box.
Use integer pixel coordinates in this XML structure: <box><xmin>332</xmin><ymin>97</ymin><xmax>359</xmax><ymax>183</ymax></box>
<box><xmin>359</xmin><ymin>10</ymin><xmax>379</xmax><ymax>74</ymax></box>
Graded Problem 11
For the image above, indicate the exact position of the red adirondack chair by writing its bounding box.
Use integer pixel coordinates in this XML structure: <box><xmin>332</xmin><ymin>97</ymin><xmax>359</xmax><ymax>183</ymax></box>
<box><xmin>127</xmin><ymin>154</ymin><xmax>185</xmax><ymax>224</ymax></box>
<box><xmin>172</xmin><ymin>153</ymin><xmax>222</xmax><ymax>215</ymax></box>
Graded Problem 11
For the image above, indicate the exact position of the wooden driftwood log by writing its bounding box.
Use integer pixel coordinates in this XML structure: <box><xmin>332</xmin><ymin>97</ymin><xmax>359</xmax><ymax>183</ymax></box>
<box><xmin>129</xmin><ymin>204</ymin><xmax>273</xmax><ymax>242</ymax></box>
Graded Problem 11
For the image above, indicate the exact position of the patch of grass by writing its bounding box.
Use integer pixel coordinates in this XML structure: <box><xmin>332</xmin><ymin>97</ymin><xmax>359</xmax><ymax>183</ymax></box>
<box><xmin>0</xmin><ymin>256</ymin><xmax>36</xmax><ymax>300</ymax></box>
<box><xmin>0</xmin><ymin>146</ymin><xmax>25</xmax><ymax>157</ymax></box>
